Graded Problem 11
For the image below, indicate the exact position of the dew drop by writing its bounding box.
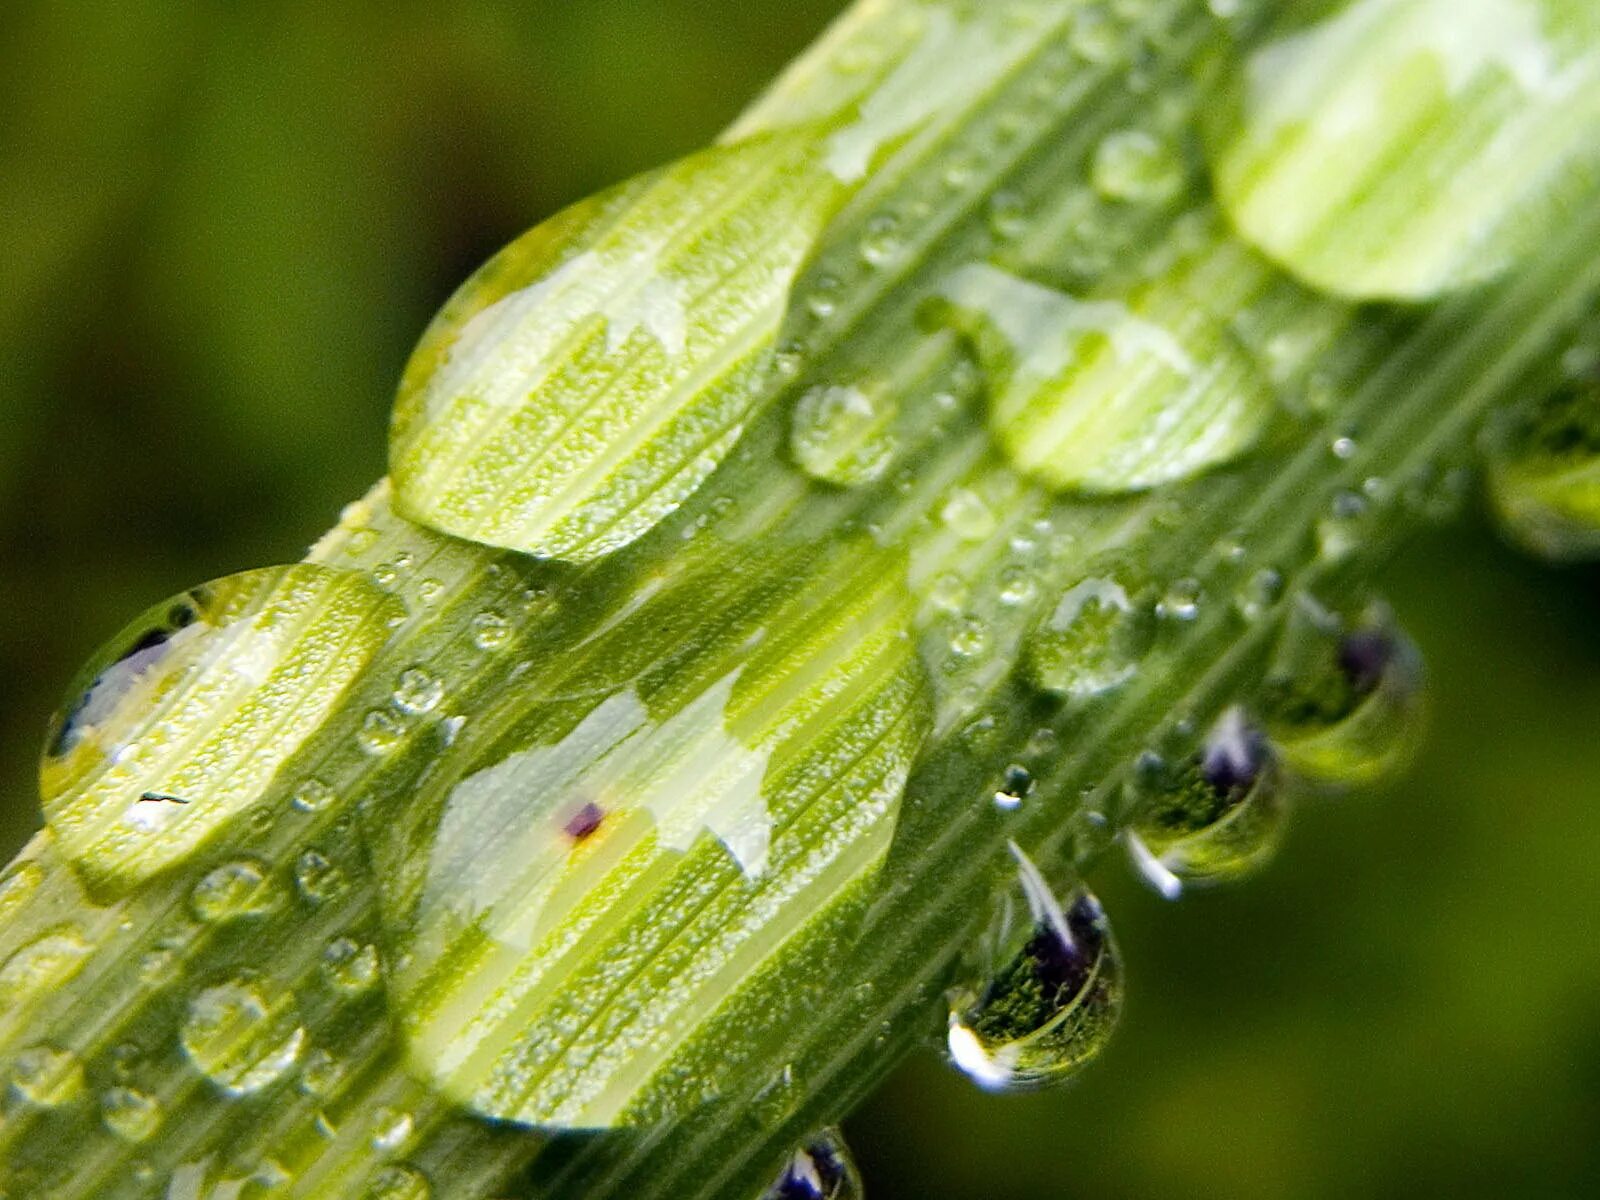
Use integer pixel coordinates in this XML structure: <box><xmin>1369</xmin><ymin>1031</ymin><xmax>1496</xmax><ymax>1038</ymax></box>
<box><xmin>859</xmin><ymin>213</ymin><xmax>904</xmax><ymax>266</ymax></box>
<box><xmin>101</xmin><ymin>1085</ymin><xmax>162</xmax><ymax>1142</ymax></box>
<box><xmin>290</xmin><ymin>778</ymin><xmax>335</xmax><ymax>815</ymax></box>
<box><xmin>1026</xmin><ymin>577</ymin><xmax>1150</xmax><ymax>700</ymax></box>
<box><xmin>8</xmin><ymin>1044</ymin><xmax>86</xmax><ymax>1106</ymax></box>
<box><xmin>366</xmin><ymin>1164</ymin><xmax>431</xmax><ymax>1200</ymax></box>
<box><xmin>1091</xmin><ymin>129</ymin><xmax>1185</xmax><ymax>204</ymax></box>
<box><xmin>790</xmin><ymin>383</ymin><xmax>898</xmax><ymax>487</ymax></box>
<box><xmin>293</xmin><ymin>850</ymin><xmax>346</xmax><ymax>905</ymax></box>
<box><xmin>298</xmin><ymin>1047</ymin><xmax>345</xmax><ymax>1099</ymax></box>
<box><xmin>946</xmin><ymin>843</ymin><xmax>1121</xmax><ymax>1090</ymax></box>
<box><xmin>1233</xmin><ymin>567</ymin><xmax>1284</xmax><ymax>623</ymax></box>
<box><xmin>941</xmin><ymin>488</ymin><xmax>998</xmax><ymax>541</ymax></box>
<box><xmin>1156</xmin><ymin>577</ymin><xmax>1202</xmax><ymax>622</ymax></box>
<box><xmin>393</xmin><ymin>668</ymin><xmax>445</xmax><ymax>716</ymax></box>
<box><xmin>1485</xmin><ymin>381</ymin><xmax>1600</xmax><ymax>561</ymax></box>
<box><xmin>1125</xmin><ymin>706</ymin><xmax>1284</xmax><ymax>895</ymax></box>
<box><xmin>993</xmin><ymin>764</ymin><xmax>1034</xmax><ymax>811</ymax></box>
<box><xmin>370</xmin><ymin>1106</ymin><xmax>415</xmax><ymax>1154</ymax></box>
<box><xmin>321</xmin><ymin>938</ymin><xmax>382</xmax><ymax>996</ymax></box>
<box><xmin>761</xmin><ymin>1127</ymin><xmax>862</xmax><ymax>1200</ymax></box>
<box><xmin>180</xmin><ymin>979</ymin><xmax>305</xmax><ymax>1096</ymax></box>
<box><xmin>0</xmin><ymin>926</ymin><xmax>91</xmax><ymax>1007</ymax></box>
<box><xmin>190</xmin><ymin>860</ymin><xmax>281</xmax><ymax>923</ymax></box>
<box><xmin>470</xmin><ymin>611</ymin><xmax>512</xmax><ymax>652</ymax></box>
<box><xmin>358</xmin><ymin>709</ymin><xmax>407</xmax><ymax>757</ymax></box>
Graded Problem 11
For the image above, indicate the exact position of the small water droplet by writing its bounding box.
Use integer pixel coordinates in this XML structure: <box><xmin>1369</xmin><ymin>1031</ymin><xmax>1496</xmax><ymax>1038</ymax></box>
<box><xmin>294</xmin><ymin>850</ymin><xmax>346</xmax><ymax>905</ymax></box>
<box><xmin>997</xmin><ymin>565</ymin><xmax>1037</xmax><ymax>606</ymax></box>
<box><xmin>101</xmin><ymin>1086</ymin><xmax>162</xmax><ymax>1142</ymax></box>
<box><xmin>993</xmin><ymin>764</ymin><xmax>1034</xmax><ymax>810</ymax></box>
<box><xmin>761</xmin><ymin>1127</ymin><xmax>862</xmax><ymax>1200</ymax></box>
<box><xmin>180</xmin><ymin>979</ymin><xmax>305</xmax><ymax>1096</ymax></box>
<box><xmin>8</xmin><ymin>1044</ymin><xmax>85</xmax><ymax>1106</ymax></box>
<box><xmin>470</xmin><ymin>611</ymin><xmax>511</xmax><ymax>652</ymax></box>
<box><xmin>190</xmin><ymin>860</ymin><xmax>281</xmax><ymax>923</ymax></box>
<box><xmin>945</xmin><ymin>843</ymin><xmax>1122</xmax><ymax>1090</ymax></box>
<box><xmin>790</xmin><ymin>383</ymin><xmax>897</xmax><ymax>486</ymax></box>
<box><xmin>859</xmin><ymin>213</ymin><xmax>903</xmax><ymax>266</ymax></box>
<box><xmin>0</xmin><ymin>926</ymin><xmax>91</xmax><ymax>1007</ymax></box>
<box><xmin>1027</xmin><ymin>577</ymin><xmax>1150</xmax><ymax>700</ymax></box>
<box><xmin>1330</xmin><ymin>435</ymin><xmax>1358</xmax><ymax>460</ymax></box>
<box><xmin>1091</xmin><ymin>129</ymin><xmax>1184</xmax><ymax>204</ymax></box>
<box><xmin>366</xmin><ymin>1164</ymin><xmax>431</xmax><ymax>1200</ymax></box>
<box><xmin>1233</xmin><ymin>567</ymin><xmax>1284</xmax><ymax>623</ymax></box>
<box><xmin>370</xmin><ymin>1106</ymin><xmax>415</xmax><ymax>1154</ymax></box>
<box><xmin>949</xmin><ymin>616</ymin><xmax>989</xmax><ymax>659</ymax></box>
<box><xmin>358</xmin><ymin>709</ymin><xmax>407</xmax><ymax>756</ymax></box>
<box><xmin>298</xmin><ymin>1047</ymin><xmax>345</xmax><ymax>1099</ymax></box>
<box><xmin>1156</xmin><ymin>578</ymin><xmax>1202</xmax><ymax>622</ymax></box>
<box><xmin>290</xmin><ymin>778</ymin><xmax>334</xmax><ymax>814</ymax></box>
<box><xmin>393</xmin><ymin>668</ymin><xmax>445</xmax><ymax>715</ymax></box>
<box><xmin>322</xmin><ymin>938</ymin><xmax>382</xmax><ymax>996</ymax></box>
<box><xmin>941</xmin><ymin>488</ymin><xmax>998</xmax><ymax>541</ymax></box>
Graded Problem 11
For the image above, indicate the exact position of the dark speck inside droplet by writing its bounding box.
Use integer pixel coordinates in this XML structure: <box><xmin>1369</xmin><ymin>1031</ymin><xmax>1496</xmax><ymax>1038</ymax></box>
<box><xmin>563</xmin><ymin>801</ymin><xmax>605</xmax><ymax>842</ymax></box>
<box><xmin>1337</xmin><ymin>629</ymin><xmax>1394</xmax><ymax>696</ymax></box>
<box><xmin>1026</xmin><ymin>893</ymin><xmax>1102</xmax><ymax>1004</ymax></box>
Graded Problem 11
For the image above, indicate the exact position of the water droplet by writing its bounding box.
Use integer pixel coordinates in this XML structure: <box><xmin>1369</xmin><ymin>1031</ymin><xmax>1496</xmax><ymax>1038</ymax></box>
<box><xmin>949</xmin><ymin>616</ymin><xmax>989</xmax><ymax>659</ymax></box>
<box><xmin>946</xmin><ymin>843</ymin><xmax>1121</xmax><ymax>1090</ymax></box>
<box><xmin>762</xmin><ymin>1127</ymin><xmax>862</xmax><ymax>1200</ymax></box>
<box><xmin>859</xmin><ymin>213</ymin><xmax>904</xmax><ymax>266</ymax></box>
<box><xmin>993</xmin><ymin>764</ymin><xmax>1033</xmax><ymax>810</ymax></box>
<box><xmin>190</xmin><ymin>860</ymin><xmax>281</xmax><ymax>923</ymax></box>
<box><xmin>470</xmin><ymin>611</ymin><xmax>511</xmax><ymax>652</ymax></box>
<box><xmin>370</xmin><ymin>1106</ymin><xmax>415</xmax><ymax>1154</ymax></box>
<box><xmin>1316</xmin><ymin>490</ymin><xmax>1368</xmax><ymax>564</ymax></box>
<box><xmin>997</xmin><ymin>565</ymin><xmax>1037</xmax><ymax>606</ymax></box>
<box><xmin>293</xmin><ymin>850</ymin><xmax>346</xmax><ymax>905</ymax></box>
<box><xmin>1156</xmin><ymin>577</ymin><xmax>1203</xmax><ymax>622</ymax></box>
<box><xmin>1027</xmin><ymin>577</ymin><xmax>1150</xmax><ymax>700</ymax></box>
<box><xmin>1331</xmin><ymin>434</ymin><xmax>1358</xmax><ymax>460</ymax></box>
<box><xmin>0</xmin><ymin>926</ymin><xmax>91</xmax><ymax>1007</ymax></box>
<box><xmin>101</xmin><ymin>1086</ymin><xmax>161</xmax><ymax>1142</ymax></box>
<box><xmin>8</xmin><ymin>1044</ymin><xmax>85</xmax><ymax>1106</ymax></box>
<box><xmin>322</xmin><ymin>938</ymin><xmax>382</xmax><ymax>996</ymax></box>
<box><xmin>366</xmin><ymin>1164</ymin><xmax>430</xmax><ymax>1200</ymax></box>
<box><xmin>0</xmin><ymin>861</ymin><xmax>44</xmax><ymax>924</ymax></box>
<box><xmin>790</xmin><ymin>383</ymin><xmax>897</xmax><ymax>486</ymax></box>
<box><xmin>180</xmin><ymin>979</ymin><xmax>305</xmax><ymax>1096</ymax></box>
<box><xmin>1262</xmin><ymin>597</ymin><xmax>1426</xmax><ymax>787</ymax></box>
<box><xmin>1091</xmin><ymin>129</ymin><xmax>1184</xmax><ymax>204</ymax></box>
<box><xmin>393</xmin><ymin>668</ymin><xmax>445</xmax><ymax>715</ymax></box>
<box><xmin>39</xmin><ymin>566</ymin><xmax>403</xmax><ymax>892</ymax></box>
<box><xmin>1485</xmin><ymin>381</ymin><xmax>1600</xmax><ymax>561</ymax></box>
<box><xmin>298</xmin><ymin>1048</ymin><xmax>345</xmax><ymax>1099</ymax></box>
<box><xmin>1126</xmin><ymin>707</ymin><xmax>1284</xmax><ymax>895</ymax></box>
<box><xmin>941</xmin><ymin>488</ymin><xmax>998</xmax><ymax>541</ymax></box>
<box><xmin>986</xmin><ymin>191</ymin><xmax>1028</xmax><ymax>240</ymax></box>
<box><xmin>290</xmin><ymin>778</ymin><xmax>334</xmax><ymax>814</ymax></box>
<box><xmin>1233</xmin><ymin>567</ymin><xmax>1284</xmax><ymax>623</ymax></box>
<box><xmin>358</xmin><ymin>709</ymin><xmax>407</xmax><ymax>757</ymax></box>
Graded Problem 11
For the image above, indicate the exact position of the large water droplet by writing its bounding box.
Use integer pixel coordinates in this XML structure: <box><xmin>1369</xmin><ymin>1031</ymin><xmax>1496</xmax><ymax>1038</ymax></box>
<box><xmin>761</xmin><ymin>1127</ymin><xmax>862</xmax><ymax>1200</ymax></box>
<box><xmin>40</xmin><ymin>565</ymin><xmax>403</xmax><ymax>894</ymax></box>
<box><xmin>946</xmin><ymin>842</ymin><xmax>1122</xmax><ymax>1090</ymax></box>
<box><xmin>190</xmin><ymin>859</ymin><xmax>282</xmax><ymax>923</ymax></box>
<box><xmin>180</xmin><ymin>979</ymin><xmax>305</xmax><ymax>1096</ymax></box>
<box><xmin>1026</xmin><ymin>576</ymin><xmax>1151</xmax><ymax>700</ymax></box>
<box><xmin>1262</xmin><ymin>596</ymin><xmax>1426</xmax><ymax>787</ymax></box>
<box><xmin>1485</xmin><ymin>381</ymin><xmax>1600</xmax><ymax>561</ymax></box>
<box><xmin>1125</xmin><ymin>707</ymin><xmax>1284</xmax><ymax>897</ymax></box>
<box><xmin>0</xmin><ymin>926</ymin><xmax>91</xmax><ymax>1008</ymax></box>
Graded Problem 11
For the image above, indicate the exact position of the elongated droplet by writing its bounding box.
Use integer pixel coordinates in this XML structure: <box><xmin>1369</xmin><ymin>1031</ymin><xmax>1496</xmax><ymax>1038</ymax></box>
<box><xmin>935</xmin><ymin>254</ymin><xmax>1273</xmax><ymax>494</ymax></box>
<box><xmin>1211</xmin><ymin>0</ymin><xmax>1600</xmax><ymax>299</ymax></box>
<box><xmin>1262</xmin><ymin>596</ymin><xmax>1426</xmax><ymax>787</ymax></box>
<box><xmin>389</xmin><ymin>132</ymin><xmax>847</xmax><ymax>563</ymax></box>
<box><xmin>372</xmin><ymin>540</ymin><xmax>931</xmax><ymax>1128</ymax></box>
<box><xmin>1025</xmin><ymin>574</ymin><xmax>1151</xmax><ymax>700</ymax></box>
<box><xmin>1485</xmin><ymin>381</ymin><xmax>1600</xmax><ymax>561</ymax></box>
<box><xmin>1126</xmin><ymin>707</ymin><xmax>1284</xmax><ymax>897</ymax></box>
<box><xmin>40</xmin><ymin>565</ymin><xmax>403</xmax><ymax>895</ymax></box>
<box><xmin>762</xmin><ymin>1128</ymin><xmax>863</xmax><ymax>1200</ymax></box>
<box><xmin>946</xmin><ymin>842</ymin><xmax>1122</xmax><ymax>1091</ymax></box>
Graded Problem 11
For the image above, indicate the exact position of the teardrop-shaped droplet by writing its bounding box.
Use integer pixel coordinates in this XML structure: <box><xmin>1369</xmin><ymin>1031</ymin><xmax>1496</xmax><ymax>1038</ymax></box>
<box><xmin>1211</xmin><ymin>0</ymin><xmax>1600</xmax><ymax>299</ymax></box>
<box><xmin>180</xmin><ymin>979</ymin><xmax>305</xmax><ymax>1096</ymax></box>
<box><xmin>389</xmin><ymin>132</ymin><xmax>847</xmax><ymax>563</ymax></box>
<box><xmin>946</xmin><ymin>842</ymin><xmax>1122</xmax><ymax>1091</ymax></box>
<box><xmin>935</xmin><ymin>252</ymin><xmax>1274</xmax><ymax>494</ymax></box>
<box><xmin>1485</xmin><ymin>381</ymin><xmax>1600</xmax><ymax>561</ymax></box>
<box><xmin>789</xmin><ymin>381</ymin><xmax>899</xmax><ymax>487</ymax></box>
<box><xmin>371</xmin><ymin>539</ymin><xmax>931</xmax><ymax>1129</ymax></box>
<box><xmin>1025</xmin><ymin>575</ymin><xmax>1152</xmax><ymax>700</ymax></box>
<box><xmin>40</xmin><ymin>565</ymin><xmax>404</xmax><ymax>895</ymax></box>
<box><xmin>1126</xmin><ymin>707</ymin><xmax>1284</xmax><ymax>897</ymax></box>
<box><xmin>762</xmin><ymin>1127</ymin><xmax>863</xmax><ymax>1200</ymax></box>
<box><xmin>1261</xmin><ymin>596</ymin><xmax>1426</xmax><ymax>787</ymax></box>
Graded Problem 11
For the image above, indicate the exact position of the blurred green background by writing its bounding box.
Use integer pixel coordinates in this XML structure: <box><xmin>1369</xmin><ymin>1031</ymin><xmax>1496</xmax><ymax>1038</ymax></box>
<box><xmin>2</xmin><ymin>3</ymin><xmax>1598</xmax><ymax>1197</ymax></box>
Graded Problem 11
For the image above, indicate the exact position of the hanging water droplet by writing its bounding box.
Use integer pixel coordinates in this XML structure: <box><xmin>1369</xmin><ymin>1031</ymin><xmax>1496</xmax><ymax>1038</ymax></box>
<box><xmin>790</xmin><ymin>383</ymin><xmax>898</xmax><ymax>487</ymax></box>
<box><xmin>39</xmin><ymin>566</ymin><xmax>403</xmax><ymax>893</ymax></box>
<box><xmin>180</xmin><ymin>979</ymin><xmax>305</xmax><ymax>1096</ymax></box>
<box><xmin>1091</xmin><ymin>129</ymin><xmax>1185</xmax><ymax>204</ymax></box>
<box><xmin>1262</xmin><ymin>597</ymin><xmax>1426</xmax><ymax>787</ymax></box>
<box><xmin>366</xmin><ymin>1164</ymin><xmax>431</xmax><ymax>1200</ymax></box>
<box><xmin>0</xmin><ymin>926</ymin><xmax>91</xmax><ymax>1008</ymax></box>
<box><xmin>1026</xmin><ymin>577</ymin><xmax>1150</xmax><ymax>700</ymax></box>
<box><xmin>945</xmin><ymin>842</ymin><xmax>1122</xmax><ymax>1090</ymax></box>
<box><xmin>101</xmin><ymin>1086</ymin><xmax>162</xmax><ymax>1142</ymax></box>
<box><xmin>8</xmin><ymin>1044</ymin><xmax>86</xmax><ymax>1107</ymax></box>
<box><xmin>761</xmin><ymin>1127</ymin><xmax>862</xmax><ymax>1200</ymax></box>
<box><xmin>322</xmin><ymin>938</ymin><xmax>382</xmax><ymax>996</ymax></box>
<box><xmin>1125</xmin><ymin>707</ymin><xmax>1284</xmax><ymax>896</ymax></box>
<box><xmin>190</xmin><ymin>860</ymin><xmax>281</xmax><ymax>923</ymax></box>
<box><xmin>1485</xmin><ymin>381</ymin><xmax>1600</xmax><ymax>561</ymax></box>
<box><xmin>393</xmin><ymin>668</ymin><xmax>445</xmax><ymax>716</ymax></box>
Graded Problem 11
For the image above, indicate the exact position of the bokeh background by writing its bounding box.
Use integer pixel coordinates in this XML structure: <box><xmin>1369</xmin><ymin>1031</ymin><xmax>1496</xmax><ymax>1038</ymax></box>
<box><xmin>2</xmin><ymin>3</ymin><xmax>1599</xmax><ymax>1196</ymax></box>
